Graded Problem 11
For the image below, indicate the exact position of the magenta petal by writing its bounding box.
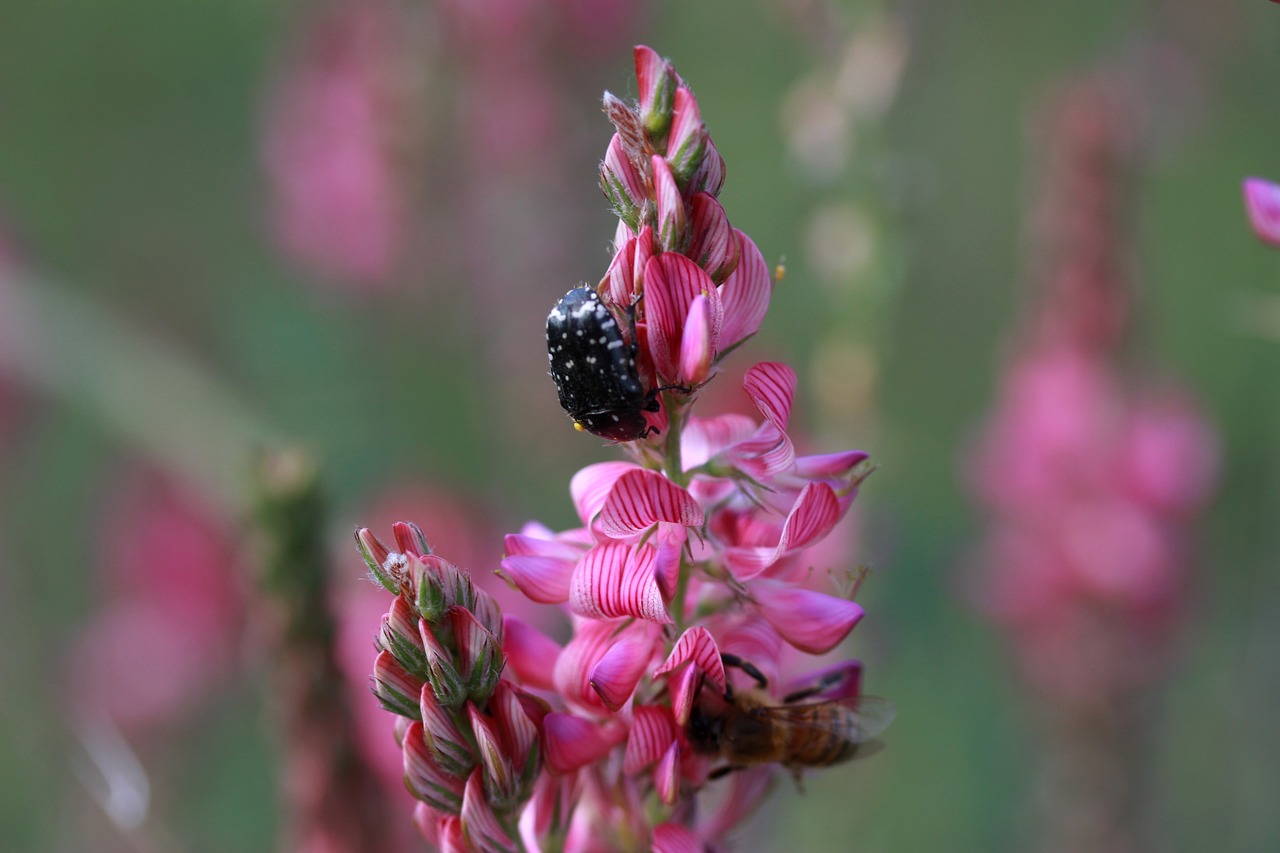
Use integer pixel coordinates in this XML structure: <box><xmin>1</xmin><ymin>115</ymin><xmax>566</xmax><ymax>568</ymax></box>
<box><xmin>653</xmin><ymin>155</ymin><xmax>688</xmax><ymax>253</ymax></box>
<box><xmin>604</xmin><ymin>132</ymin><xmax>646</xmax><ymax>205</ymax></box>
<box><xmin>489</xmin><ymin>681</ymin><xmax>540</xmax><ymax>774</ymax></box>
<box><xmin>589</xmin><ymin>633</ymin><xmax>655</xmax><ymax>711</ymax></box>
<box><xmin>724</xmin><ymin>482</ymin><xmax>842</xmax><ymax>580</ymax></box>
<box><xmin>794</xmin><ymin>449</ymin><xmax>871</xmax><ymax>480</ymax></box>
<box><xmin>1244</xmin><ymin>177</ymin><xmax>1280</xmax><ymax>247</ymax></box>
<box><xmin>543</xmin><ymin>712</ymin><xmax>625</xmax><ymax>773</ymax></box>
<box><xmin>744</xmin><ymin>362</ymin><xmax>796</xmax><ymax>431</ymax></box>
<box><xmin>652</xmin><ymin>823</ymin><xmax>702</xmax><ymax>853</ymax></box>
<box><xmin>753</xmin><ymin>581</ymin><xmax>864</xmax><ymax>654</ymax></box>
<box><xmin>654</xmin><ymin>626</ymin><xmax>726</xmax><ymax>693</ymax></box>
<box><xmin>654</xmin><ymin>740</ymin><xmax>682</xmax><ymax>806</ymax></box>
<box><xmin>677</xmin><ymin>294</ymin><xmax>715</xmax><ymax>385</ymax></box>
<box><xmin>681</xmin><ymin>413</ymin><xmax>758</xmax><ymax>470</ymax></box>
<box><xmin>571</xmin><ymin>461</ymin><xmax>640</xmax><ymax>524</ymax></box>
<box><xmin>634</xmin><ymin>45</ymin><xmax>675</xmax><ymax>119</ymax></box>
<box><xmin>501</xmin><ymin>615</ymin><xmax>563</xmax><ymax>691</ymax></box>
<box><xmin>666</xmin><ymin>87</ymin><xmax>707</xmax><ymax>181</ymax></box>
<box><xmin>667</xmin><ymin>657</ymin><xmax>702</xmax><ymax>727</ymax></box>
<box><xmin>499</xmin><ymin>553</ymin><xmax>575</xmax><ymax>603</ymax></box>
<box><xmin>645</xmin><ymin>253</ymin><xmax>719</xmax><ymax>381</ymax></box>
<box><xmin>570</xmin><ymin>542</ymin><xmax>672</xmax><ymax>623</ymax></box>
<box><xmin>687</xmin><ymin>193</ymin><xmax>740</xmax><ymax>283</ymax></box>
<box><xmin>554</xmin><ymin>618</ymin><xmax>627</xmax><ymax>708</ymax></box>
<box><xmin>606</xmin><ymin>235</ymin><xmax>639</xmax><ymax>305</ymax></box>
<box><xmin>624</xmin><ymin>705</ymin><xmax>677</xmax><ymax>774</ymax></box>
<box><xmin>599</xmin><ymin>469</ymin><xmax>704</xmax><ymax>537</ymax></box>
<box><xmin>719</xmin><ymin>232</ymin><xmax>772</xmax><ymax>350</ymax></box>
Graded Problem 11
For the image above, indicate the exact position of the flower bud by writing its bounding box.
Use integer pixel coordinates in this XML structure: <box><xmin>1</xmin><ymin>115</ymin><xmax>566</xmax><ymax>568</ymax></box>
<box><xmin>451</xmin><ymin>607</ymin><xmax>505</xmax><ymax>706</ymax></box>
<box><xmin>355</xmin><ymin>527</ymin><xmax>400</xmax><ymax>594</ymax></box>
<box><xmin>420</xmin><ymin>619</ymin><xmax>468</xmax><ymax>709</ymax></box>
<box><xmin>372</xmin><ymin>649</ymin><xmax>425</xmax><ymax>718</ymax></box>
<box><xmin>634</xmin><ymin>45</ymin><xmax>678</xmax><ymax>141</ymax></box>
<box><xmin>380</xmin><ymin>595</ymin><xmax>428</xmax><ymax>678</ymax></box>
<box><xmin>403</xmin><ymin>721</ymin><xmax>467</xmax><ymax>813</ymax></box>
<box><xmin>420</xmin><ymin>684</ymin><xmax>477</xmax><ymax>777</ymax></box>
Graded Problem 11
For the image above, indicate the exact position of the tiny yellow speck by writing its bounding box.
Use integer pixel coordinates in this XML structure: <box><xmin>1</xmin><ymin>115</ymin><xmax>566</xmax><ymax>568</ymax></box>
<box><xmin>574</xmin><ymin>422</ymin><xmax>586</xmax><ymax>432</ymax></box>
<box><xmin>774</xmin><ymin>263</ymin><xmax>786</xmax><ymax>282</ymax></box>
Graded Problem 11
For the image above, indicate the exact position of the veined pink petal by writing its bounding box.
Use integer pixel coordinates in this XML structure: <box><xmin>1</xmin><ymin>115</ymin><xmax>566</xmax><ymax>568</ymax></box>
<box><xmin>624</xmin><ymin>705</ymin><xmax>677</xmax><ymax>774</ymax></box>
<box><xmin>744</xmin><ymin>362</ymin><xmax>796</xmax><ymax>431</ymax></box>
<box><xmin>753</xmin><ymin>580</ymin><xmax>864</xmax><ymax>653</ymax></box>
<box><xmin>687</xmin><ymin>193</ymin><xmax>740</xmax><ymax>283</ymax></box>
<box><xmin>554</xmin><ymin>618</ymin><xmax>627</xmax><ymax>709</ymax></box>
<box><xmin>603</xmin><ymin>133</ymin><xmax>646</xmax><ymax>213</ymax></box>
<box><xmin>653</xmin><ymin>530</ymin><xmax>685</xmax><ymax>600</ymax></box>
<box><xmin>599</xmin><ymin>469</ymin><xmax>704</xmax><ymax>537</ymax></box>
<box><xmin>667</xmin><ymin>656</ymin><xmax>702</xmax><ymax>727</ymax></box>
<box><xmin>666</xmin><ymin>87</ymin><xmax>707</xmax><ymax>184</ymax></box>
<box><xmin>677</xmin><ymin>294</ymin><xmax>715</xmax><ymax>385</ymax></box>
<box><xmin>589</xmin><ymin>632</ymin><xmax>656</xmax><ymax>711</ymax></box>
<box><xmin>413</xmin><ymin>803</ymin><xmax>447</xmax><ymax>848</ymax></box>
<box><xmin>652</xmin><ymin>822</ymin><xmax>702</xmax><ymax>853</ymax></box>
<box><xmin>372</xmin><ymin>648</ymin><xmax>424</xmax><ymax>717</ymax></box>
<box><xmin>571</xmin><ymin>461</ymin><xmax>641</xmax><ymax>525</ymax></box>
<box><xmin>391</xmin><ymin>520</ymin><xmax>431</xmax><ymax>557</ymax></box>
<box><xmin>460</xmin><ymin>768</ymin><xmax>517</xmax><ymax>853</ymax></box>
<box><xmin>543</xmin><ymin>713</ymin><xmax>626</xmax><ymax>773</ymax></box>
<box><xmin>402</xmin><ymin>721</ymin><xmax>467</xmax><ymax>812</ymax></box>
<box><xmin>489</xmin><ymin>681</ymin><xmax>540</xmax><ymax>774</ymax></box>
<box><xmin>613</xmin><ymin>218</ymin><xmax>636</xmax><ymax>256</ymax></box>
<box><xmin>654</xmin><ymin>740</ymin><xmax>682</xmax><ymax>806</ymax></box>
<box><xmin>652</xmin><ymin>155</ymin><xmax>688</xmax><ymax>253</ymax></box>
<box><xmin>1244</xmin><ymin>177</ymin><xmax>1280</xmax><ymax>247</ymax></box>
<box><xmin>501</xmin><ymin>615</ymin><xmax>563</xmax><ymax>691</ymax></box>
<box><xmin>605</xmin><ymin>235</ymin><xmax>638</xmax><ymax>306</ymax></box>
<box><xmin>437</xmin><ymin>815</ymin><xmax>465</xmax><ymax>853</ymax></box>
<box><xmin>724</xmin><ymin>482</ymin><xmax>842</xmax><ymax>580</ymax></box>
<box><xmin>645</xmin><ymin>253</ymin><xmax>720</xmax><ymax>382</ymax></box>
<box><xmin>654</xmin><ymin>626</ymin><xmax>726</xmax><ymax>710</ymax></box>
<box><xmin>719</xmin><ymin>233</ymin><xmax>772</xmax><ymax>351</ymax></box>
<box><xmin>467</xmin><ymin>703</ymin><xmax>516</xmax><ymax>805</ymax></box>
<box><xmin>419</xmin><ymin>683</ymin><xmax>475</xmax><ymax>775</ymax></box>
<box><xmin>793</xmin><ymin>449</ymin><xmax>871</xmax><ymax>480</ymax></box>
<box><xmin>570</xmin><ymin>542</ymin><xmax>672</xmax><ymax>623</ymax></box>
<box><xmin>689</xmin><ymin>135</ymin><xmax>725</xmax><ymax>197</ymax></box>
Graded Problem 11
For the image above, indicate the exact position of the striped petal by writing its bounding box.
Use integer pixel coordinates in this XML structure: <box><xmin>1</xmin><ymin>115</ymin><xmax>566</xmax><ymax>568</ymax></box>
<box><xmin>654</xmin><ymin>741</ymin><xmax>682</xmax><ymax>806</ymax></box>
<box><xmin>724</xmin><ymin>482</ymin><xmax>842</xmax><ymax>580</ymax></box>
<box><xmin>460</xmin><ymin>768</ymin><xmax>518</xmax><ymax>853</ymax></box>
<box><xmin>543</xmin><ymin>713</ymin><xmax>626</xmax><ymax>773</ymax></box>
<box><xmin>489</xmin><ymin>681</ymin><xmax>542</xmax><ymax>776</ymax></box>
<box><xmin>652</xmin><ymin>823</ymin><xmax>702</xmax><ymax>853</ymax></box>
<box><xmin>634</xmin><ymin>45</ymin><xmax>678</xmax><ymax>136</ymax></box>
<box><xmin>402</xmin><ymin>721</ymin><xmax>467</xmax><ymax>813</ymax></box>
<box><xmin>1244</xmin><ymin>177</ymin><xmax>1280</xmax><ymax>247</ymax></box>
<box><xmin>718</xmin><ymin>233</ymin><xmax>772</xmax><ymax>352</ymax></box>
<box><xmin>653</xmin><ymin>155</ymin><xmax>689</xmax><ymax>253</ymax></box>
<box><xmin>571</xmin><ymin>461</ymin><xmax>640</xmax><ymax>525</ymax></box>
<box><xmin>752</xmin><ymin>580</ymin><xmax>864</xmax><ymax>654</ymax></box>
<box><xmin>372</xmin><ymin>649</ymin><xmax>425</xmax><ymax>718</ymax></box>
<box><xmin>667</xmin><ymin>86</ymin><xmax>707</xmax><ymax>185</ymax></box>
<box><xmin>601</xmin><ymin>133</ymin><xmax>645</xmax><ymax>229</ymax></box>
<box><xmin>419</xmin><ymin>683</ymin><xmax>475</xmax><ymax>776</ymax></box>
<box><xmin>501</xmin><ymin>615</ymin><xmax>563</xmax><ymax>691</ymax></box>
<box><xmin>677</xmin><ymin>294</ymin><xmax>715</xmax><ymax>385</ymax></box>
<box><xmin>501</xmin><ymin>533</ymin><xmax>580</xmax><ymax>603</ymax></box>
<box><xmin>624</xmin><ymin>705</ymin><xmax>677</xmax><ymax>774</ymax></box>
<box><xmin>570</xmin><ymin>542</ymin><xmax>672</xmax><ymax>623</ymax></box>
<box><xmin>645</xmin><ymin>253</ymin><xmax>719</xmax><ymax>383</ymax></box>
<box><xmin>681</xmin><ymin>413</ymin><xmax>757</xmax><ymax>470</ymax></box>
<box><xmin>686</xmin><ymin>193</ymin><xmax>740</xmax><ymax>283</ymax></box>
<box><xmin>654</xmin><ymin>626</ymin><xmax>726</xmax><ymax>691</ymax></box>
<box><xmin>598</xmin><ymin>469</ymin><xmax>703</xmax><ymax>538</ymax></box>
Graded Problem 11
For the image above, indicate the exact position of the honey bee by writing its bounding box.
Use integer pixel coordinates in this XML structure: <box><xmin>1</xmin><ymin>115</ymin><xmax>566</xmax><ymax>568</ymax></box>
<box><xmin>686</xmin><ymin>661</ymin><xmax>894</xmax><ymax>773</ymax></box>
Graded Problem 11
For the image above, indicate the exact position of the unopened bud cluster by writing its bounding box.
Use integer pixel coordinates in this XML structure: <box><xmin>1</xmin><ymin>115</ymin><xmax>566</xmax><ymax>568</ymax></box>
<box><xmin>357</xmin><ymin>522</ymin><xmax>543</xmax><ymax>849</ymax></box>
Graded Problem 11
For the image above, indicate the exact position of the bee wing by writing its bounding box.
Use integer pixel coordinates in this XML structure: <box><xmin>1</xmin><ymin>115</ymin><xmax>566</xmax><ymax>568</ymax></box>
<box><xmin>758</xmin><ymin>695</ymin><xmax>896</xmax><ymax>743</ymax></box>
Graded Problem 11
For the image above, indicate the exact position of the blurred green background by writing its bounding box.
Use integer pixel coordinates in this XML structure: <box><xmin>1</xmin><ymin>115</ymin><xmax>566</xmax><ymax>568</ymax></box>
<box><xmin>2</xmin><ymin>0</ymin><xmax>1279</xmax><ymax>850</ymax></box>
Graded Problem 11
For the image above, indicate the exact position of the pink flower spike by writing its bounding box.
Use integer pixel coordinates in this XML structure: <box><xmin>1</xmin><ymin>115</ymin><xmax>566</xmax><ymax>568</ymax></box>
<box><xmin>666</xmin><ymin>87</ymin><xmax>707</xmax><ymax>184</ymax></box>
<box><xmin>571</xmin><ymin>461</ymin><xmax>641</xmax><ymax>525</ymax></box>
<box><xmin>501</xmin><ymin>615</ymin><xmax>563</xmax><ymax>691</ymax></box>
<box><xmin>599</xmin><ymin>469</ymin><xmax>704</xmax><ymax>538</ymax></box>
<box><xmin>460</xmin><ymin>768</ymin><xmax>518</xmax><ymax>853</ymax></box>
<box><xmin>570</xmin><ymin>541</ymin><xmax>673</xmax><ymax>623</ymax></box>
<box><xmin>589</xmin><ymin>632</ymin><xmax>655</xmax><ymax>711</ymax></box>
<box><xmin>653</xmin><ymin>822</ymin><xmax>702</xmax><ymax>853</ymax></box>
<box><xmin>752</xmin><ymin>580</ymin><xmax>864</xmax><ymax>654</ymax></box>
<box><xmin>652</xmin><ymin>155</ymin><xmax>689</xmax><ymax>253</ymax></box>
<box><xmin>718</xmin><ymin>233</ymin><xmax>773</xmax><ymax>352</ymax></box>
<box><xmin>543</xmin><ymin>713</ymin><xmax>626</xmax><ymax>773</ymax></box>
<box><xmin>624</xmin><ymin>705</ymin><xmax>677</xmax><ymax>774</ymax></box>
<box><xmin>687</xmin><ymin>193</ymin><xmax>741</xmax><ymax>284</ymax></box>
<box><xmin>678</xmin><ymin>294</ymin><xmax>715</xmax><ymax>386</ymax></box>
<box><xmin>1244</xmin><ymin>177</ymin><xmax>1280</xmax><ymax>247</ymax></box>
<box><xmin>645</xmin><ymin>252</ymin><xmax>721</xmax><ymax>382</ymax></box>
<box><xmin>654</xmin><ymin>740</ymin><xmax>683</xmax><ymax>807</ymax></box>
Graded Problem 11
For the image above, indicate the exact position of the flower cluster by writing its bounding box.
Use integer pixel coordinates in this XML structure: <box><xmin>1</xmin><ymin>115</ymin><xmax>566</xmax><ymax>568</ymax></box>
<box><xmin>360</xmin><ymin>46</ymin><xmax>887</xmax><ymax>852</ymax></box>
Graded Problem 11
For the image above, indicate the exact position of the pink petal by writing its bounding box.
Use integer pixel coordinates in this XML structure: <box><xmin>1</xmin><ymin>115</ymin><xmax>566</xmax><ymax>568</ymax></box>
<box><xmin>589</xmin><ymin>632</ymin><xmax>657</xmax><ymax>711</ymax></box>
<box><xmin>501</xmin><ymin>615</ymin><xmax>563</xmax><ymax>691</ymax></box>
<box><xmin>543</xmin><ymin>713</ymin><xmax>626</xmax><ymax>773</ymax></box>
<box><xmin>419</xmin><ymin>683</ymin><xmax>475</xmax><ymax>775</ymax></box>
<box><xmin>570</xmin><ymin>542</ymin><xmax>672</xmax><ymax>623</ymax></box>
<box><xmin>602</xmin><ymin>133</ymin><xmax>646</xmax><ymax>215</ymax></box>
<box><xmin>1244</xmin><ymin>177</ymin><xmax>1280</xmax><ymax>247</ymax></box>
<box><xmin>655</xmin><ymin>626</ymin><xmax>726</xmax><ymax>687</ymax></box>
<box><xmin>753</xmin><ymin>580</ymin><xmax>864</xmax><ymax>653</ymax></box>
<box><xmin>744</xmin><ymin>361</ymin><xmax>796</xmax><ymax>432</ymax></box>
<box><xmin>402</xmin><ymin>721</ymin><xmax>467</xmax><ymax>812</ymax></box>
<box><xmin>624</xmin><ymin>705</ymin><xmax>677</xmax><ymax>774</ymax></box>
<box><xmin>688</xmin><ymin>136</ymin><xmax>725</xmax><ymax>197</ymax></box>
<box><xmin>489</xmin><ymin>681</ymin><xmax>540</xmax><ymax>774</ymax></box>
<box><xmin>599</xmin><ymin>469</ymin><xmax>704</xmax><ymax>537</ymax></box>
<box><xmin>677</xmin><ymin>294</ymin><xmax>715</xmax><ymax>385</ymax></box>
<box><xmin>460</xmin><ymin>768</ymin><xmax>517</xmax><ymax>853</ymax></box>
<box><xmin>686</xmin><ymin>193</ymin><xmax>740</xmax><ymax>283</ymax></box>
<box><xmin>667</xmin><ymin>657</ymin><xmax>702</xmax><ymax>727</ymax></box>
<box><xmin>499</xmin><ymin>552</ymin><xmax>575</xmax><ymax>603</ymax></box>
<box><xmin>780</xmin><ymin>660</ymin><xmax>864</xmax><ymax>702</ymax></box>
<box><xmin>681</xmin><ymin>413</ymin><xmax>758</xmax><ymax>470</ymax></box>
<box><xmin>437</xmin><ymin>815</ymin><xmax>465</xmax><ymax>853</ymax></box>
<box><xmin>645</xmin><ymin>253</ymin><xmax>720</xmax><ymax>382</ymax></box>
<box><xmin>793</xmin><ymin>449</ymin><xmax>871</xmax><ymax>480</ymax></box>
<box><xmin>391</xmin><ymin>520</ymin><xmax>431</xmax><ymax>557</ymax></box>
<box><xmin>718</xmin><ymin>232</ymin><xmax>772</xmax><ymax>351</ymax></box>
<box><xmin>654</xmin><ymin>741</ymin><xmax>682</xmax><ymax>806</ymax></box>
<box><xmin>652</xmin><ymin>155</ymin><xmax>688</xmax><ymax>253</ymax></box>
<box><xmin>554</xmin><ymin>618</ymin><xmax>627</xmax><ymax>709</ymax></box>
<box><xmin>467</xmin><ymin>703</ymin><xmax>516</xmax><ymax>804</ymax></box>
<box><xmin>634</xmin><ymin>45</ymin><xmax>676</xmax><ymax>123</ymax></box>
<box><xmin>571</xmin><ymin>461</ymin><xmax>641</xmax><ymax>524</ymax></box>
<box><xmin>724</xmin><ymin>482</ymin><xmax>842</xmax><ymax>580</ymax></box>
<box><xmin>652</xmin><ymin>823</ymin><xmax>702</xmax><ymax>853</ymax></box>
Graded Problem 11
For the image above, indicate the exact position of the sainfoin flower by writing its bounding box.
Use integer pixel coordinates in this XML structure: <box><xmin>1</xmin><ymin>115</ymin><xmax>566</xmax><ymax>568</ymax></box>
<box><xmin>360</xmin><ymin>46</ymin><xmax>891</xmax><ymax>851</ymax></box>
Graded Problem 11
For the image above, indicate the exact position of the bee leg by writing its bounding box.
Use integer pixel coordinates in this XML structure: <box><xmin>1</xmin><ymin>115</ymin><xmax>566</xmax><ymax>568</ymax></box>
<box><xmin>787</xmin><ymin>766</ymin><xmax>807</xmax><ymax>794</ymax></box>
<box><xmin>708</xmin><ymin>764</ymin><xmax>746</xmax><ymax>781</ymax></box>
<box><xmin>720</xmin><ymin>653</ymin><xmax>770</xmax><ymax>692</ymax></box>
<box><xmin>781</xmin><ymin>669</ymin><xmax>846</xmax><ymax>704</ymax></box>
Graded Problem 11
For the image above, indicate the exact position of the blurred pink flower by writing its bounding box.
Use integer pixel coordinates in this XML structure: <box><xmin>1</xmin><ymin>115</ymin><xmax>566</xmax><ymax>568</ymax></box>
<box><xmin>261</xmin><ymin>0</ymin><xmax>417</xmax><ymax>289</ymax></box>
<box><xmin>1243</xmin><ymin>176</ymin><xmax>1280</xmax><ymax>247</ymax></box>
<box><xmin>68</xmin><ymin>468</ymin><xmax>245</xmax><ymax>728</ymax></box>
